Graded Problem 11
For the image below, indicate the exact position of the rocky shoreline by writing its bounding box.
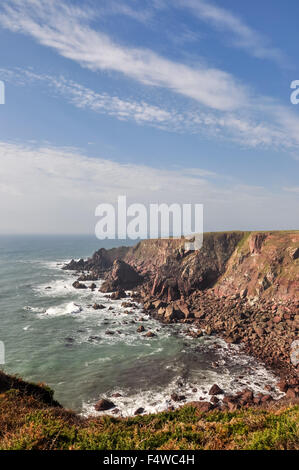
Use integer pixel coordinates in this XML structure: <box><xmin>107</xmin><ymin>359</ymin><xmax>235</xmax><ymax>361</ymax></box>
<box><xmin>64</xmin><ymin>231</ymin><xmax>299</xmax><ymax>412</ymax></box>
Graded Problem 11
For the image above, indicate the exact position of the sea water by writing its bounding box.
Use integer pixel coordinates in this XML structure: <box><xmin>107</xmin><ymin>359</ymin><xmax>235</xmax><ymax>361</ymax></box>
<box><xmin>0</xmin><ymin>235</ymin><xmax>283</xmax><ymax>417</ymax></box>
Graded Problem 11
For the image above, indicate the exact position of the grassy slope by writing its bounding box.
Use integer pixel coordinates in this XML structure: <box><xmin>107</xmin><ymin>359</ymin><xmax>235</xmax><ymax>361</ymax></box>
<box><xmin>0</xmin><ymin>385</ymin><xmax>298</xmax><ymax>450</ymax></box>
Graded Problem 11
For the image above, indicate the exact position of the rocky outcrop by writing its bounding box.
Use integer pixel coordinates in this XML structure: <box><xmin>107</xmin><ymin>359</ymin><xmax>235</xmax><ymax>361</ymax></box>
<box><xmin>63</xmin><ymin>246</ymin><xmax>130</xmax><ymax>278</ymax></box>
<box><xmin>72</xmin><ymin>281</ymin><xmax>87</xmax><ymax>289</ymax></box>
<box><xmin>100</xmin><ymin>259</ymin><xmax>143</xmax><ymax>293</ymax></box>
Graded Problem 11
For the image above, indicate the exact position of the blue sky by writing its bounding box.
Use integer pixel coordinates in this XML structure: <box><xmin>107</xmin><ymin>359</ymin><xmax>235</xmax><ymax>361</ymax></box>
<box><xmin>0</xmin><ymin>0</ymin><xmax>298</xmax><ymax>234</ymax></box>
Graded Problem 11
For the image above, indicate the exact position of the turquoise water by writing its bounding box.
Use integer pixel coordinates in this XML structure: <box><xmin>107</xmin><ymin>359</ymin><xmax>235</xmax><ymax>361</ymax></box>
<box><xmin>0</xmin><ymin>235</ymin><xmax>283</xmax><ymax>416</ymax></box>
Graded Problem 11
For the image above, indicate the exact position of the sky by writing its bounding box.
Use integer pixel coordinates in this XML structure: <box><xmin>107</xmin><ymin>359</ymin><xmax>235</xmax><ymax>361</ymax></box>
<box><xmin>0</xmin><ymin>0</ymin><xmax>298</xmax><ymax>235</ymax></box>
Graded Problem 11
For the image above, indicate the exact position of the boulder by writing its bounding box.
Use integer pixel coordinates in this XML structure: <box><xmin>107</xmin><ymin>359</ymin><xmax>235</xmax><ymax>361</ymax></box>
<box><xmin>94</xmin><ymin>399</ymin><xmax>116</xmax><ymax>411</ymax></box>
<box><xmin>261</xmin><ymin>394</ymin><xmax>272</xmax><ymax>403</ymax></box>
<box><xmin>222</xmin><ymin>397</ymin><xmax>239</xmax><ymax>411</ymax></box>
<box><xmin>134</xmin><ymin>407</ymin><xmax>145</xmax><ymax>415</ymax></box>
<box><xmin>209</xmin><ymin>384</ymin><xmax>224</xmax><ymax>395</ymax></box>
<box><xmin>110</xmin><ymin>289</ymin><xmax>127</xmax><ymax>300</ymax></box>
<box><xmin>121</xmin><ymin>302</ymin><xmax>136</xmax><ymax>308</ymax></box>
<box><xmin>239</xmin><ymin>389</ymin><xmax>254</xmax><ymax>405</ymax></box>
<box><xmin>277</xmin><ymin>380</ymin><xmax>288</xmax><ymax>392</ymax></box>
<box><xmin>158</xmin><ymin>307</ymin><xmax>166</xmax><ymax>316</ymax></box>
<box><xmin>210</xmin><ymin>396</ymin><xmax>219</xmax><ymax>404</ymax></box>
<box><xmin>171</xmin><ymin>393</ymin><xmax>186</xmax><ymax>402</ymax></box>
<box><xmin>192</xmin><ymin>401</ymin><xmax>214</xmax><ymax>412</ymax></box>
<box><xmin>144</xmin><ymin>331</ymin><xmax>156</xmax><ymax>338</ymax></box>
<box><xmin>164</xmin><ymin>304</ymin><xmax>185</xmax><ymax>322</ymax></box>
<box><xmin>137</xmin><ymin>325</ymin><xmax>145</xmax><ymax>333</ymax></box>
<box><xmin>72</xmin><ymin>281</ymin><xmax>87</xmax><ymax>289</ymax></box>
<box><xmin>286</xmin><ymin>388</ymin><xmax>297</xmax><ymax>399</ymax></box>
<box><xmin>93</xmin><ymin>303</ymin><xmax>105</xmax><ymax>310</ymax></box>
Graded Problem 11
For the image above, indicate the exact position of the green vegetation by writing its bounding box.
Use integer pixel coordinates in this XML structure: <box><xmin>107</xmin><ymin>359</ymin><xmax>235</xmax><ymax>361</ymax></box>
<box><xmin>0</xmin><ymin>386</ymin><xmax>298</xmax><ymax>450</ymax></box>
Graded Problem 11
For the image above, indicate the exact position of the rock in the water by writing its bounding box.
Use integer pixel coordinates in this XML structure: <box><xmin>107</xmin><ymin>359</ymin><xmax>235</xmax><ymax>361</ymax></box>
<box><xmin>94</xmin><ymin>399</ymin><xmax>116</xmax><ymax>411</ymax></box>
<box><xmin>134</xmin><ymin>407</ymin><xmax>145</xmax><ymax>415</ymax></box>
<box><xmin>121</xmin><ymin>301</ymin><xmax>136</xmax><ymax>308</ymax></box>
<box><xmin>137</xmin><ymin>325</ymin><xmax>145</xmax><ymax>333</ymax></box>
<box><xmin>171</xmin><ymin>393</ymin><xmax>186</xmax><ymax>402</ymax></box>
<box><xmin>209</xmin><ymin>384</ymin><xmax>224</xmax><ymax>395</ymax></box>
<box><xmin>144</xmin><ymin>331</ymin><xmax>156</xmax><ymax>338</ymax></box>
<box><xmin>110</xmin><ymin>289</ymin><xmax>127</xmax><ymax>300</ymax></box>
<box><xmin>93</xmin><ymin>303</ymin><xmax>105</xmax><ymax>310</ymax></box>
<box><xmin>72</xmin><ymin>280</ymin><xmax>87</xmax><ymax>289</ymax></box>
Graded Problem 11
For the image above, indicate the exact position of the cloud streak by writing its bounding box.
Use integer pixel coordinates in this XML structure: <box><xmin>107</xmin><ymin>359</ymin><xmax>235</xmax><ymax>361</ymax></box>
<box><xmin>174</xmin><ymin>0</ymin><xmax>287</xmax><ymax>66</ymax></box>
<box><xmin>0</xmin><ymin>2</ymin><xmax>298</xmax><ymax>157</ymax></box>
<box><xmin>0</xmin><ymin>0</ymin><xmax>248</xmax><ymax>111</ymax></box>
<box><xmin>1</xmin><ymin>66</ymin><xmax>299</xmax><ymax>155</ymax></box>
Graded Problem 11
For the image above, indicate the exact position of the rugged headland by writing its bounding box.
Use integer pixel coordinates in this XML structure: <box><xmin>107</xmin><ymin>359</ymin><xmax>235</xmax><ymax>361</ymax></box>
<box><xmin>65</xmin><ymin>231</ymin><xmax>299</xmax><ymax>398</ymax></box>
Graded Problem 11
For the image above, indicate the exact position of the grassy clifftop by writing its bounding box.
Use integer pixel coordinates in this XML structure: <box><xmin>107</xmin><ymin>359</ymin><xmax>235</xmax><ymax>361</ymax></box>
<box><xmin>0</xmin><ymin>372</ymin><xmax>298</xmax><ymax>450</ymax></box>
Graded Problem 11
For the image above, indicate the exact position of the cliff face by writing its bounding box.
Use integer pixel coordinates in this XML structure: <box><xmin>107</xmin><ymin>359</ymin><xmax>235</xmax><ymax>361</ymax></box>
<box><xmin>128</xmin><ymin>232</ymin><xmax>245</xmax><ymax>301</ymax></box>
<box><xmin>65</xmin><ymin>231</ymin><xmax>299</xmax><ymax>304</ymax></box>
<box><xmin>214</xmin><ymin>231</ymin><xmax>299</xmax><ymax>303</ymax></box>
<box><xmin>131</xmin><ymin>231</ymin><xmax>298</xmax><ymax>304</ymax></box>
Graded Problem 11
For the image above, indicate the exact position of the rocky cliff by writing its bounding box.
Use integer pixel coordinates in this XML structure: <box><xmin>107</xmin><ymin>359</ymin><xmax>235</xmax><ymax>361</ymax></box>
<box><xmin>214</xmin><ymin>231</ymin><xmax>299</xmax><ymax>303</ymax></box>
<box><xmin>65</xmin><ymin>231</ymin><xmax>298</xmax><ymax>304</ymax></box>
<box><xmin>65</xmin><ymin>231</ymin><xmax>299</xmax><ymax>385</ymax></box>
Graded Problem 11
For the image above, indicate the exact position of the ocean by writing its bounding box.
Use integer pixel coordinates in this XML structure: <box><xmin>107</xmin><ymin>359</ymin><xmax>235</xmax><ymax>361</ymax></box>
<box><xmin>0</xmin><ymin>235</ymin><xmax>283</xmax><ymax>416</ymax></box>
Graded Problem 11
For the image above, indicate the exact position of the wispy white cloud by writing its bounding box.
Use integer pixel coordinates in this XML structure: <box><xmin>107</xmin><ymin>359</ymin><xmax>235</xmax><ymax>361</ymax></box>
<box><xmin>0</xmin><ymin>1</ymin><xmax>298</xmax><ymax>156</ymax></box>
<box><xmin>0</xmin><ymin>67</ymin><xmax>183</xmax><ymax>129</ymax></box>
<box><xmin>174</xmin><ymin>0</ymin><xmax>288</xmax><ymax>66</ymax></box>
<box><xmin>99</xmin><ymin>1</ymin><xmax>153</xmax><ymax>23</ymax></box>
<box><xmin>0</xmin><ymin>0</ymin><xmax>248</xmax><ymax>111</ymax></box>
<box><xmin>1</xmin><ymin>66</ymin><xmax>299</xmax><ymax>154</ymax></box>
<box><xmin>0</xmin><ymin>140</ymin><xmax>297</xmax><ymax>234</ymax></box>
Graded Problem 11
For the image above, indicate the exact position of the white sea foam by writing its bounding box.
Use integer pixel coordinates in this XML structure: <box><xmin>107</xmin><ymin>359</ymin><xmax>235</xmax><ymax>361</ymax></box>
<box><xmin>42</xmin><ymin>302</ymin><xmax>83</xmax><ymax>317</ymax></box>
<box><xmin>29</xmin><ymin>260</ymin><xmax>285</xmax><ymax>418</ymax></box>
<box><xmin>23</xmin><ymin>305</ymin><xmax>45</xmax><ymax>313</ymax></box>
<box><xmin>82</xmin><ymin>354</ymin><xmax>284</xmax><ymax>418</ymax></box>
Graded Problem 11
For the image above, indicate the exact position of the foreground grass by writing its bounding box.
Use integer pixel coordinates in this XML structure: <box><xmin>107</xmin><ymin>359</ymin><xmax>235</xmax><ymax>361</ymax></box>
<box><xmin>0</xmin><ymin>388</ymin><xmax>298</xmax><ymax>450</ymax></box>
